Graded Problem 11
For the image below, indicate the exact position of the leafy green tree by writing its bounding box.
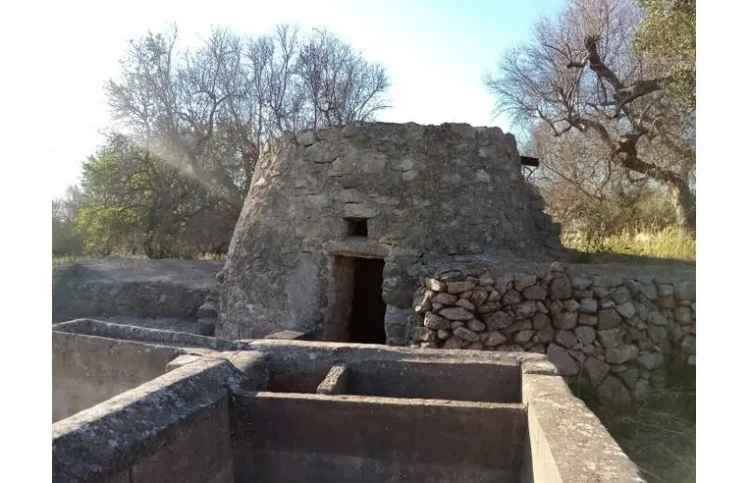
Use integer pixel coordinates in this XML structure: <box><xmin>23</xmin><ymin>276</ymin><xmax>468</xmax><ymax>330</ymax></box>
<box><xmin>75</xmin><ymin>134</ymin><xmax>236</xmax><ymax>258</ymax></box>
<box><xmin>52</xmin><ymin>186</ymin><xmax>84</xmax><ymax>256</ymax></box>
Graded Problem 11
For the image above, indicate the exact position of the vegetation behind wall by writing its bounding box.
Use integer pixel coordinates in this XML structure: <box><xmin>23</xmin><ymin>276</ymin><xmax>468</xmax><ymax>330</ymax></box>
<box><xmin>52</xmin><ymin>24</ymin><xmax>391</xmax><ymax>259</ymax></box>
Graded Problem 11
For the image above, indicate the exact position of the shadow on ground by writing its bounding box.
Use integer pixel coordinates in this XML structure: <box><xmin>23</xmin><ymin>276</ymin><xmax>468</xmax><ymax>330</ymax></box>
<box><xmin>573</xmin><ymin>366</ymin><xmax>696</xmax><ymax>483</ymax></box>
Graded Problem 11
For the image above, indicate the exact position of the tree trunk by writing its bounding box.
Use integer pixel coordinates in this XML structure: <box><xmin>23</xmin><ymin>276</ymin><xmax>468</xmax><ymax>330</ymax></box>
<box><xmin>670</xmin><ymin>181</ymin><xmax>696</xmax><ymax>237</ymax></box>
<box><xmin>609</xmin><ymin>136</ymin><xmax>696</xmax><ymax>237</ymax></box>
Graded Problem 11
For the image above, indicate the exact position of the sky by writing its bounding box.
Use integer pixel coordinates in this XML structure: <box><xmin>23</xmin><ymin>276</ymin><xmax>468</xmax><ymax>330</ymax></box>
<box><xmin>39</xmin><ymin>0</ymin><xmax>566</xmax><ymax>198</ymax></box>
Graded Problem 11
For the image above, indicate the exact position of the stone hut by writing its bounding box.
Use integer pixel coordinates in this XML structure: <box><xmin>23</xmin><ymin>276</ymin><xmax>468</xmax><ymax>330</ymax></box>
<box><xmin>218</xmin><ymin>122</ymin><xmax>563</xmax><ymax>343</ymax></box>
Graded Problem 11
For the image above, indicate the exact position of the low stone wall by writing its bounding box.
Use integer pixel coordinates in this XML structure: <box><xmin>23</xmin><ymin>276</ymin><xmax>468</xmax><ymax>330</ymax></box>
<box><xmin>52</xmin><ymin>257</ymin><xmax>221</xmax><ymax>325</ymax></box>
<box><xmin>411</xmin><ymin>262</ymin><xmax>696</xmax><ymax>406</ymax></box>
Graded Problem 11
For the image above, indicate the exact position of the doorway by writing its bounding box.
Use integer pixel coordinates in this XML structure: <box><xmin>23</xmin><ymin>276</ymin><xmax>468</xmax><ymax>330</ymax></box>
<box><xmin>328</xmin><ymin>256</ymin><xmax>386</xmax><ymax>344</ymax></box>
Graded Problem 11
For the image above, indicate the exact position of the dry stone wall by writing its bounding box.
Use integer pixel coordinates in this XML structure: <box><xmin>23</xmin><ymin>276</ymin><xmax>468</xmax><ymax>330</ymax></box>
<box><xmin>411</xmin><ymin>262</ymin><xmax>696</xmax><ymax>406</ymax></box>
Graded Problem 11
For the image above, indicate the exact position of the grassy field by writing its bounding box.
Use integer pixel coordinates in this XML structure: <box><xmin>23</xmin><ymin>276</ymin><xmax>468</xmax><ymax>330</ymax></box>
<box><xmin>563</xmin><ymin>225</ymin><xmax>696</xmax><ymax>263</ymax></box>
<box><xmin>575</xmin><ymin>368</ymin><xmax>696</xmax><ymax>483</ymax></box>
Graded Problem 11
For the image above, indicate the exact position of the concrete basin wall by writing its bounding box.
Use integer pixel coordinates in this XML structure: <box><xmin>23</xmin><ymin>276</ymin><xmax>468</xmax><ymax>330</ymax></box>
<box><xmin>232</xmin><ymin>392</ymin><xmax>526</xmax><ymax>483</ymax></box>
<box><xmin>52</xmin><ymin>321</ymin><xmax>645</xmax><ymax>482</ymax></box>
<box><xmin>344</xmin><ymin>359</ymin><xmax>520</xmax><ymax>403</ymax></box>
<box><xmin>236</xmin><ymin>338</ymin><xmax>533</xmax><ymax>397</ymax></box>
<box><xmin>519</xmin><ymin>360</ymin><xmax>644</xmax><ymax>482</ymax></box>
<box><xmin>53</xmin><ymin>329</ymin><xmax>185</xmax><ymax>421</ymax></box>
<box><xmin>53</xmin><ymin>358</ymin><xmax>241</xmax><ymax>483</ymax></box>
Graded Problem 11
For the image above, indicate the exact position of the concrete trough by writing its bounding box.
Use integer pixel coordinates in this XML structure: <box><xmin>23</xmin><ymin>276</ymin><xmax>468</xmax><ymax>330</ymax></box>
<box><xmin>52</xmin><ymin>320</ymin><xmax>644</xmax><ymax>482</ymax></box>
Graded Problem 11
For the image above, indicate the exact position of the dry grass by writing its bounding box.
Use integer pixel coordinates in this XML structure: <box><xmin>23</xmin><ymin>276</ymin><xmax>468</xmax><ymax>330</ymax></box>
<box><xmin>574</xmin><ymin>369</ymin><xmax>696</xmax><ymax>483</ymax></box>
<box><xmin>196</xmin><ymin>252</ymin><xmax>226</xmax><ymax>261</ymax></box>
<box><xmin>563</xmin><ymin>225</ymin><xmax>696</xmax><ymax>262</ymax></box>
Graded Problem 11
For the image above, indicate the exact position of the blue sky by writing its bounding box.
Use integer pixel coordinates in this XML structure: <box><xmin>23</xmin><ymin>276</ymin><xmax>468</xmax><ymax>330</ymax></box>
<box><xmin>45</xmin><ymin>0</ymin><xmax>566</xmax><ymax>198</ymax></box>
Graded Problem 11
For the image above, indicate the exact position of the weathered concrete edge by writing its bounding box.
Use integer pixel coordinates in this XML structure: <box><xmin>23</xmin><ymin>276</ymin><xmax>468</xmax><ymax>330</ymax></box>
<box><xmin>247</xmin><ymin>390</ymin><xmax>527</xmax><ymax>410</ymax></box>
<box><xmin>522</xmin><ymin>371</ymin><xmax>645</xmax><ymax>482</ymax></box>
<box><xmin>53</xmin><ymin>319</ymin><xmax>236</xmax><ymax>351</ymax></box>
<box><xmin>53</xmin><ymin>330</ymin><xmax>196</xmax><ymax>362</ymax></box>
<box><xmin>52</xmin><ymin>358</ymin><xmax>246</xmax><ymax>482</ymax></box>
<box><xmin>263</xmin><ymin>329</ymin><xmax>313</xmax><ymax>340</ymax></box>
<box><xmin>52</xmin><ymin>319</ymin><xmax>544</xmax><ymax>369</ymax></box>
<box><xmin>238</xmin><ymin>338</ymin><xmax>546</xmax><ymax>365</ymax></box>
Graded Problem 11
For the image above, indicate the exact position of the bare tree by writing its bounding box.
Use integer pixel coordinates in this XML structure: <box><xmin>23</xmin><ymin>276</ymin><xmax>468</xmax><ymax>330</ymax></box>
<box><xmin>486</xmin><ymin>0</ymin><xmax>695</xmax><ymax>233</ymax></box>
<box><xmin>528</xmin><ymin>122</ymin><xmax>679</xmax><ymax>247</ymax></box>
<box><xmin>107</xmin><ymin>26</ymin><xmax>247</xmax><ymax>206</ymax></box>
<box><xmin>107</xmin><ymin>25</ymin><xmax>391</xmax><ymax>208</ymax></box>
<box><xmin>296</xmin><ymin>29</ymin><xmax>390</xmax><ymax>129</ymax></box>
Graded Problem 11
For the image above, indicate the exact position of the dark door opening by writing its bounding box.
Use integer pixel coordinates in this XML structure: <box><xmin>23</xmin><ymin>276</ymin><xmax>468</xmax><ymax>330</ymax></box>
<box><xmin>327</xmin><ymin>255</ymin><xmax>386</xmax><ymax>344</ymax></box>
<box><xmin>348</xmin><ymin>257</ymin><xmax>386</xmax><ymax>344</ymax></box>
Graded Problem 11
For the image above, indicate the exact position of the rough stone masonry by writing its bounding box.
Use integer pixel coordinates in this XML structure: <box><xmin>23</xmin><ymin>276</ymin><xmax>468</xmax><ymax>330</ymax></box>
<box><xmin>218</xmin><ymin>121</ymin><xmax>563</xmax><ymax>340</ymax></box>
<box><xmin>411</xmin><ymin>262</ymin><xmax>696</xmax><ymax>406</ymax></box>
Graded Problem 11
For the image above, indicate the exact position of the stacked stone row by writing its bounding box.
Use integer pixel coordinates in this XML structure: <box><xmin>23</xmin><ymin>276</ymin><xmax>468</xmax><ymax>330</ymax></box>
<box><xmin>411</xmin><ymin>262</ymin><xmax>696</xmax><ymax>406</ymax></box>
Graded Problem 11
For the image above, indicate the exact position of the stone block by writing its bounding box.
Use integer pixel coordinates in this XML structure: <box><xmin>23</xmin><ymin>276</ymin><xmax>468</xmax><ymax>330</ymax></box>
<box><xmin>514</xmin><ymin>274</ymin><xmax>538</xmax><ymax>291</ymax></box>
<box><xmin>615</xmin><ymin>302</ymin><xmax>636</xmax><ymax>319</ymax></box>
<box><xmin>432</xmin><ymin>292</ymin><xmax>458</xmax><ymax>305</ymax></box>
<box><xmin>455</xmin><ymin>298</ymin><xmax>475</xmax><ymax>311</ymax></box>
<box><xmin>579</xmin><ymin>298</ymin><xmax>598</xmax><ymax>314</ymax></box>
<box><xmin>438</xmin><ymin>307</ymin><xmax>474</xmax><ymax>321</ymax></box>
<box><xmin>501</xmin><ymin>289</ymin><xmax>522</xmax><ymax>305</ymax></box>
<box><xmin>547</xmin><ymin>343</ymin><xmax>579</xmax><ymax>376</ymax></box>
<box><xmin>454</xmin><ymin>326</ymin><xmax>479</xmax><ymax>342</ymax></box>
<box><xmin>484</xmin><ymin>331</ymin><xmax>507</xmax><ymax>347</ymax></box>
<box><xmin>598</xmin><ymin>329</ymin><xmax>624</xmax><ymax>349</ymax></box>
<box><xmin>553</xmin><ymin>312</ymin><xmax>577</xmax><ymax>330</ymax></box>
<box><xmin>423</xmin><ymin>312</ymin><xmax>450</xmax><ymax>330</ymax></box>
<box><xmin>575</xmin><ymin>326</ymin><xmax>596</xmax><ymax>345</ymax></box>
<box><xmin>637</xmin><ymin>352</ymin><xmax>664</xmax><ymax>370</ymax></box>
<box><xmin>598</xmin><ymin>308</ymin><xmax>622</xmax><ymax>330</ymax></box>
<box><xmin>532</xmin><ymin>313</ymin><xmax>551</xmax><ymax>330</ymax></box>
<box><xmin>515</xmin><ymin>330</ymin><xmax>535</xmax><ymax>344</ymax></box>
<box><xmin>522</xmin><ymin>284</ymin><xmax>547</xmax><ymax>301</ymax></box>
<box><xmin>484</xmin><ymin>310</ymin><xmax>512</xmax><ymax>329</ymax></box>
<box><xmin>446</xmin><ymin>280</ymin><xmax>477</xmax><ymax>294</ymax></box>
<box><xmin>467</xmin><ymin>319</ymin><xmax>486</xmax><ymax>332</ymax></box>
<box><xmin>549</xmin><ymin>276</ymin><xmax>572</xmax><ymax>300</ymax></box>
<box><xmin>611</xmin><ymin>287</ymin><xmax>631</xmax><ymax>304</ymax></box>
<box><xmin>425</xmin><ymin>278</ymin><xmax>446</xmax><ymax>292</ymax></box>
<box><xmin>606</xmin><ymin>345</ymin><xmax>639</xmax><ymax>364</ymax></box>
<box><xmin>578</xmin><ymin>313</ymin><xmax>598</xmax><ymax>326</ymax></box>
<box><xmin>555</xmin><ymin>330</ymin><xmax>578</xmax><ymax>349</ymax></box>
